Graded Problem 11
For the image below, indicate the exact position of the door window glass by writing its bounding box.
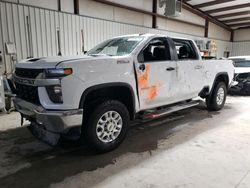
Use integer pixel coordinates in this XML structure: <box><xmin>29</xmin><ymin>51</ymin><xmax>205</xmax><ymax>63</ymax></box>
<box><xmin>141</xmin><ymin>38</ymin><xmax>171</xmax><ymax>62</ymax></box>
<box><xmin>173</xmin><ymin>39</ymin><xmax>198</xmax><ymax>60</ymax></box>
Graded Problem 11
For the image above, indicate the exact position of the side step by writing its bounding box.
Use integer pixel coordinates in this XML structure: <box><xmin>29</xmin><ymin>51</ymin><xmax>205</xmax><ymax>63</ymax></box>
<box><xmin>142</xmin><ymin>100</ymin><xmax>201</xmax><ymax>120</ymax></box>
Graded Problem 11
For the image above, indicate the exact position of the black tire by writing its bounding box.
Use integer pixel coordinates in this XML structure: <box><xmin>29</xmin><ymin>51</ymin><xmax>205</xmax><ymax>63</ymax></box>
<box><xmin>206</xmin><ymin>82</ymin><xmax>227</xmax><ymax>111</ymax></box>
<box><xmin>83</xmin><ymin>100</ymin><xmax>129</xmax><ymax>152</ymax></box>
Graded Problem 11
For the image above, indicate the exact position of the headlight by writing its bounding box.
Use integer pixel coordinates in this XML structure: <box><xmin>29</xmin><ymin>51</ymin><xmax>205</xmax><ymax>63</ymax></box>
<box><xmin>45</xmin><ymin>68</ymin><xmax>72</xmax><ymax>78</ymax></box>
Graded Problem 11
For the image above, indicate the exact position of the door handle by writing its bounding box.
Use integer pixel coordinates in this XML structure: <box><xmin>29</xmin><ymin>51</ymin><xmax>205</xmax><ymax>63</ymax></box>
<box><xmin>166</xmin><ymin>67</ymin><xmax>175</xmax><ymax>71</ymax></box>
<box><xmin>139</xmin><ymin>64</ymin><xmax>145</xmax><ymax>71</ymax></box>
<box><xmin>194</xmin><ymin>65</ymin><xmax>203</xmax><ymax>70</ymax></box>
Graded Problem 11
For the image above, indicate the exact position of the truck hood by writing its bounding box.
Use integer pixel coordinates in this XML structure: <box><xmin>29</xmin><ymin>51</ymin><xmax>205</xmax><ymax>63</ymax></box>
<box><xmin>235</xmin><ymin>67</ymin><xmax>250</xmax><ymax>74</ymax></box>
<box><xmin>15</xmin><ymin>55</ymin><xmax>100</xmax><ymax>69</ymax></box>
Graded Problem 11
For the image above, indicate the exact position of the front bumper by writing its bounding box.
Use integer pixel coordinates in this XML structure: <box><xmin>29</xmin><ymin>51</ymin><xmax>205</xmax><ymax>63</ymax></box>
<box><xmin>13</xmin><ymin>97</ymin><xmax>83</xmax><ymax>145</ymax></box>
<box><xmin>229</xmin><ymin>81</ymin><xmax>250</xmax><ymax>95</ymax></box>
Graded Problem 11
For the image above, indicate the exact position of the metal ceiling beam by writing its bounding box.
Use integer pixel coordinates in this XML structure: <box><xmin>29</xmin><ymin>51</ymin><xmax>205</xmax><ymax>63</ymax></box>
<box><xmin>93</xmin><ymin>0</ymin><xmax>205</xmax><ymax>28</ymax></box>
<box><xmin>182</xmin><ymin>3</ymin><xmax>232</xmax><ymax>31</ymax></box>
<box><xmin>93</xmin><ymin>0</ymin><xmax>155</xmax><ymax>16</ymax></box>
<box><xmin>235</xmin><ymin>25</ymin><xmax>250</xmax><ymax>30</ymax></box>
<box><xmin>194</xmin><ymin>0</ymin><xmax>235</xmax><ymax>9</ymax></box>
<box><xmin>224</xmin><ymin>17</ymin><xmax>250</xmax><ymax>23</ymax></box>
<box><xmin>206</xmin><ymin>3</ymin><xmax>250</xmax><ymax>14</ymax></box>
<box><xmin>228</xmin><ymin>22</ymin><xmax>250</xmax><ymax>27</ymax></box>
<box><xmin>94</xmin><ymin>0</ymin><xmax>232</xmax><ymax>32</ymax></box>
<box><xmin>215</xmin><ymin>11</ymin><xmax>250</xmax><ymax>19</ymax></box>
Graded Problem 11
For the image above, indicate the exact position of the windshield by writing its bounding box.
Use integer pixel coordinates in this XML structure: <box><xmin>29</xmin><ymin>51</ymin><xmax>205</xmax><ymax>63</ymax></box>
<box><xmin>87</xmin><ymin>36</ymin><xmax>144</xmax><ymax>56</ymax></box>
<box><xmin>231</xmin><ymin>59</ymin><xmax>250</xmax><ymax>67</ymax></box>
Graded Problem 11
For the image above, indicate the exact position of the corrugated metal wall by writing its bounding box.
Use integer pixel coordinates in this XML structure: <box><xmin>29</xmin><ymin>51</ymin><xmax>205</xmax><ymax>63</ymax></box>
<box><xmin>231</xmin><ymin>42</ymin><xmax>250</xmax><ymax>56</ymax></box>
<box><xmin>0</xmin><ymin>1</ymin><xmax>232</xmax><ymax>74</ymax></box>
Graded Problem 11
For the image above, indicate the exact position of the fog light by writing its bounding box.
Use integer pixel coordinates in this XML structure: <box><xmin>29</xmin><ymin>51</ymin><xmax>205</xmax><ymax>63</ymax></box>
<box><xmin>54</xmin><ymin>85</ymin><xmax>62</xmax><ymax>94</ymax></box>
<box><xmin>46</xmin><ymin>85</ymin><xmax>63</xmax><ymax>103</ymax></box>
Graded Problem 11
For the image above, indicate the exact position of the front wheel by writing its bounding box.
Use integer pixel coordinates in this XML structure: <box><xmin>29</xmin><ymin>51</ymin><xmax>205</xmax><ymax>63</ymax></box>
<box><xmin>206</xmin><ymin>82</ymin><xmax>227</xmax><ymax>111</ymax></box>
<box><xmin>84</xmin><ymin>100</ymin><xmax>129</xmax><ymax>152</ymax></box>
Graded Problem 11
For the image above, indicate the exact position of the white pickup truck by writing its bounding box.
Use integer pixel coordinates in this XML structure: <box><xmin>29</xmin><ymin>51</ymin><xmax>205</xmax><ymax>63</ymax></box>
<box><xmin>13</xmin><ymin>34</ymin><xmax>234</xmax><ymax>152</ymax></box>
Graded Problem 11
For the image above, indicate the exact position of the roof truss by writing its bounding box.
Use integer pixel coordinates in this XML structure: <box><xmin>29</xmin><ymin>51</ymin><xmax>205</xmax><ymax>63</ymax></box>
<box><xmin>194</xmin><ymin>0</ymin><xmax>236</xmax><ymax>9</ymax></box>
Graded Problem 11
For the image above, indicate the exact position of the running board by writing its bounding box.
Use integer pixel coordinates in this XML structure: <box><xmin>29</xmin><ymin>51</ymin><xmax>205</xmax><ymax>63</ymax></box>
<box><xmin>142</xmin><ymin>100</ymin><xmax>201</xmax><ymax>120</ymax></box>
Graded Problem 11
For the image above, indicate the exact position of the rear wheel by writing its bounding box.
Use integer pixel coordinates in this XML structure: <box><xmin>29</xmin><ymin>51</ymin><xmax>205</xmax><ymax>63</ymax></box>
<box><xmin>206</xmin><ymin>82</ymin><xmax>227</xmax><ymax>111</ymax></box>
<box><xmin>83</xmin><ymin>100</ymin><xmax>129</xmax><ymax>152</ymax></box>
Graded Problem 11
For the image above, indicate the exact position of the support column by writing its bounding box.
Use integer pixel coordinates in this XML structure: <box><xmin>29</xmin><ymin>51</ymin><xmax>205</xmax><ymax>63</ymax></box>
<box><xmin>205</xmin><ymin>18</ymin><xmax>209</xmax><ymax>38</ymax></box>
<box><xmin>58</xmin><ymin>0</ymin><xmax>61</xmax><ymax>11</ymax></box>
<box><xmin>74</xmin><ymin>0</ymin><xmax>80</xmax><ymax>15</ymax></box>
<box><xmin>152</xmin><ymin>0</ymin><xmax>157</xmax><ymax>28</ymax></box>
<box><xmin>230</xmin><ymin>30</ymin><xmax>234</xmax><ymax>42</ymax></box>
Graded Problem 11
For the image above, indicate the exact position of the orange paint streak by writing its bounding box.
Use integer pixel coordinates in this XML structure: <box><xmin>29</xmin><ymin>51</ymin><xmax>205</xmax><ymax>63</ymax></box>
<box><xmin>137</xmin><ymin>64</ymin><xmax>161</xmax><ymax>101</ymax></box>
<box><xmin>148</xmin><ymin>81</ymin><xmax>161</xmax><ymax>101</ymax></box>
<box><xmin>148</xmin><ymin>86</ymin><xmax>157</xmax><ymax>100</ymax></box>
<box><xmin>137</xmin><ymin>64</ymin><xmax>150</xmax><ymax>89</ymax></box>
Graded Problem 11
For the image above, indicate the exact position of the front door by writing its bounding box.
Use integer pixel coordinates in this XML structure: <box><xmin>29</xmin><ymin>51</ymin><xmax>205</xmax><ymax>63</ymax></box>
<box><xmin>135</xmin><ymin>37</ymin><xmax>179</xmax><ymax>110</ymax></box>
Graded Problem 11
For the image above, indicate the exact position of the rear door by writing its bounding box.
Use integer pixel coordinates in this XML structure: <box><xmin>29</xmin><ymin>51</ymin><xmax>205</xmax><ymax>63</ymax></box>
<box><xmin>135</xmin><ymin>37</ymin><xmax>179</xmax><ymax>110</ymax></box>
<box><xmin>170</xmin><ymin>38</ymin><xmax>205</xmax><ymax>100</ymax></box>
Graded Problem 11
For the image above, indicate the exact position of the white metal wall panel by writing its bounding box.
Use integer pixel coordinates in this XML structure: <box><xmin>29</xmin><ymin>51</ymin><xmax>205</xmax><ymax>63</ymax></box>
<box><xmin>0</xmin><ymin>1</ymin><xmax>233</xmax><ymax>74</ymax></box>
<box><xmin>1</xmin><ymin>3</ymin><xmax>10</xmax><ymax>72</ymax></box>
<box><xmin>68</xmin><ymin>15</ymin><xmax>73</xmax><ymax>55</ymax></box>
<box><xmin>232</xmin><ymin>42</ymin><xmax>250</xmax><ymax>56</ymax></box>
<box><xmin>40</xmin><ymin>9</ymin><xmax>47</xmax><ymax>56</ymax></box>
<box><xmin>63</xmin><ymin>13</ymin><xmax>68</xmax><ymax>56</ymax></box>
<box><xmin>234</xmin><ymin>29</ymin><xmax>250</xmax><ymax>42</ymax></box>
<box><xmin>59</xmin><ymin>12</ymin><xmax>65</xmax><ymax>56</ymax></box>
<box><xmin>61</xmin><ymin>0</ymin><xmax>74</xmax><ymax>13</ymax></box>
<box><xmin>12</xmin><ymin>4</ymin><xmax>20</xmax><ymax>60</ymax></box>
<box><xmin>208</xmin><ymin>22</ymin><xmax>231</xmax><ymax>41</ymax></box>
<box><xmin>29</xmin><ymin>7</ymin><xmax>37</xmax><ymax>57</ymax></box>
<box><xmin>49</xmin><ymin>11</ymin><xmax>56</xmax><ymax>56</ymax></box>
<box><xmin>0</xmin><ymin>3</ymin><xmax>4</xmax><ymax>74</ymax></box>
<box><xmin>19</xmin><ymin>0</ymin><xmax>58</xmax><ymax>10</ymax></box>
<box><xmin>24</xmin><ymin>6</ymin><xmax>30</xmax><ymax>57</ymax></box>
<box><xmin>45</xmin><ymin>10</ymin><xmax>52</xmax><ymax>57</ymax></box>
<box><xmin>54</xmin><ymin>11</ymin><xmax>59</xmax><ymax>55</ymax></box>
<box><xmin>6</xmin><ymin>3</ymin><xmax>14</xmax><ymax>45</ymax></box>
<box><xmin>35</xmin><ymin>8</ymin><xmax>42</xmax><ymax>57</ymax></box>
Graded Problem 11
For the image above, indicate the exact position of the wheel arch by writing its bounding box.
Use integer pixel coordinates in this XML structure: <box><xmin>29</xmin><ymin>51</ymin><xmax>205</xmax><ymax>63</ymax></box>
<box><xmin>79</xmin><ymin>82</ymin><xmax>136</xmax><ymax>120</ymax></box>
<box><xmin>210</xmin><ymin>72</ymin><xmax>229</xmax><ymax>94</ymax></box>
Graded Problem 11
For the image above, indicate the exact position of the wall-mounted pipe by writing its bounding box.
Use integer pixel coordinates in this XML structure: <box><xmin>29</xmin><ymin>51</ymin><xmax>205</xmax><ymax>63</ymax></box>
<box><xmin>57</xmin><ymin>29</ymin><xmax>62</xmax><ymax>56</ymax></box>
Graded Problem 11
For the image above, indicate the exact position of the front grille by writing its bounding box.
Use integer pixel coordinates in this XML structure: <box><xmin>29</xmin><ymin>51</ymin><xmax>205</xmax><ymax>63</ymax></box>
<box><xmin>15</xmin><ymin>82</ymin><xmax>40</xmax><ymax>104</ymax></box>
<box><xmin>235</xmin><ymin>73</ymin><xmax>250</xmax><ymax>82</ymax></box>
<box><xmin>15</xmin><ymin>68</ymin><xmax>44</xmax><ymax>78</ymax></box>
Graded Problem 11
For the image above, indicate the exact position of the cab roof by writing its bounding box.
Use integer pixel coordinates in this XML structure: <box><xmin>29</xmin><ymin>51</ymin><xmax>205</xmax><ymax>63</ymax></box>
<box><xmin>113</xmin><ymin>33</ymin><xmax>191</xmax><ymax>41</ymax></box>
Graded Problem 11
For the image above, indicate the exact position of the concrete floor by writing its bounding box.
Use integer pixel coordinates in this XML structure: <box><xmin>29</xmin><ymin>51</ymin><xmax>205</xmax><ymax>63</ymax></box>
<box><xmin>0</xmin><ymin>96</ymin><xmax>250</xmax><ymax>188</ymax></box>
